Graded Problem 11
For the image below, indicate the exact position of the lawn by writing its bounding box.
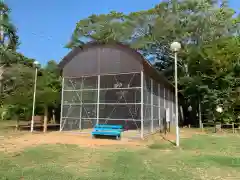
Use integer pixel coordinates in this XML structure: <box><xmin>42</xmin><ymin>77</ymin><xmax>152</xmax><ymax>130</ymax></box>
<box><xmin>0</xmin><ymin>122</ymin><xmax>240</xmax><ymax>180</ymax></box>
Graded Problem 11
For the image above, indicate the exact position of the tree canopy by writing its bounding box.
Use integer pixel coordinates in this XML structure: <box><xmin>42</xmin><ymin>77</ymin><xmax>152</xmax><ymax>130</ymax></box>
<box><xmin>67</xmin><ymin>0</ymin><xmax>240</xmax><ymax>124</ymax></box>
<box><xmin>0</xmin><ymin>0</ymin><xmax>239</xmax><ymax>126</ymax></box>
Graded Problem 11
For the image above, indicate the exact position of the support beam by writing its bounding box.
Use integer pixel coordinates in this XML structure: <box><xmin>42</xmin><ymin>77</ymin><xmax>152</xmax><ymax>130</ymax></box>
<box><xmin>163</xmin><ymin>85</ymin><xmax>166</xmax><ymax>109</ymax></box>
<box><xmin>140</xmin><ymin>71</ymin><xmax>144</xmax><ymax>139</ymax></box>
<box><xmin>60</xmin><ymin>77</ymin><xmax>64</xmax><ymax>131</ymax></box>
<box><xmin>151</xmin><ymin>78</ymin><xmax>153</xmax><ymax>132</ymax></box>
<box><xmin>96</xmin><ymin>75</ymin><xmax>100</xmax><ymax>125</ymax></box>
<box><xmin>79</xmin><ymin>79</ymin><xmax>83</xmax><ymax>130</ymax></box>
<box><xmin>158</xmin><ymin>84</ymin><xmax>161</xmax><ymax>129</ymax></box>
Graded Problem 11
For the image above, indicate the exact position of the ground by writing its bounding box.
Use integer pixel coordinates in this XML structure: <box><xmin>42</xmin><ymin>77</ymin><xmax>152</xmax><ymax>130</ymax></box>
<box><xmin>0</xmin><ymin>121</ymin><xmax>240</xmax><ymax>180</ymax></box>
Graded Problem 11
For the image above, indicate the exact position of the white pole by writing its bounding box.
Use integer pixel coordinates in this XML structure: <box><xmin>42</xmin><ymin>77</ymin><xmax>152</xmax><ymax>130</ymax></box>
<box><xmin>140</xmin><ymin>71</ymin><xmax>144</xmax><ymax>139</ymax></box>
<box><xmin>60</xmin><ymin>77</ymin><xmax>64</xmax><ymax>131</ymax></box>
<box><xmin>96</xmin><ymin>75</ymin><xmax>100</xmax><ymax>125</ymax></box>
<box><xmin>158</xmin><ymin>84</ymin><xmax>161</xmax><ymax>129</ymax></box>
<box><xmin>150</xmin><ymin>78</ymin><xmax>153</xmax><ymax>132</ymax></box>
<box><xmin>31</xmin><ymin>67</ymin><xmax>38</xmax><ymax>132</ymax></box>
<box><xmin>174</xmin><ymin>52</ymin><xmax>179</xmax><ymax>147</ymax></box>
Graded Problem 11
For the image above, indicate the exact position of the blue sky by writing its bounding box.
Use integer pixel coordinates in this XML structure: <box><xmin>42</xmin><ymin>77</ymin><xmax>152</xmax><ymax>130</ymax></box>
<box><xmin>6</xmin><ymin>0</ymin><xmax>240</xmax><ymax>65</ymax></box>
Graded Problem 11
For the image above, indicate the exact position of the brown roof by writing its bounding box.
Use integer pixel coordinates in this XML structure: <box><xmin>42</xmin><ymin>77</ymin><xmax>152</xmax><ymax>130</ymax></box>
<box><xmin>58</xmin><ymin>41</ymin><xmax>176</xmax><ymax>91</ymax></box>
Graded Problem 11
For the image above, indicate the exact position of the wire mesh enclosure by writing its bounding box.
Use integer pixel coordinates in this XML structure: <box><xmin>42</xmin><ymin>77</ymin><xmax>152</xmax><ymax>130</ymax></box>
<box><xmin>59</xmin><ymin>42</ymin><xmax>177</xmax><ymax>138</ymax></box>
<box><xmin>60</xmin><ymin>72</ymin><xmax>176</xmax><ymax>138</ymax></box>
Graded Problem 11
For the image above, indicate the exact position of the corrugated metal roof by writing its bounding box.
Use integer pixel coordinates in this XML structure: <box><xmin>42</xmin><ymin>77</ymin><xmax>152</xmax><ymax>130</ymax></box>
<box><xmin>58</xmin><ymin>41</ymin><xmax>176</xmax><ymax>91</ymax></box>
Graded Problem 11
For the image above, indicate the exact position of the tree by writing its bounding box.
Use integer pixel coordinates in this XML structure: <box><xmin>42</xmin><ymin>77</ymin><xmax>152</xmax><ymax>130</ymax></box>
<box><xmin>67</xmin><ymin>0</ymin><xmax>240</xmax><ymax>125</ymax></box>
<box><xmin>36</xmin><ymin>60</ymin><xmax>61</xmax><ymax>131</ymax></box>
<box><xmin>0</xmin><ymin>0</ymin><xmax>19</xmax><ymax>106</ymax></box>
<box><xmin>0</xmin><ymin>0</ymin><xmax>19</xmax><ymax>50</ymax></box>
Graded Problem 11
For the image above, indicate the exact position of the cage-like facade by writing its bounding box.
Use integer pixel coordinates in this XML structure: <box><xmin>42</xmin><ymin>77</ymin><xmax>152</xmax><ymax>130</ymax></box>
<box><xmin>59</xmin><ymin>42</ymin><xmax>176</xmax><ymax>138</ymax></box>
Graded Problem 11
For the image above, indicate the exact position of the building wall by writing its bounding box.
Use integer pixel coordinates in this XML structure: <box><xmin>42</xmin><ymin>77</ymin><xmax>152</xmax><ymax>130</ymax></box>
<box><xmin>142</xmin><ymin>73</ymin><xmax>176</xmax><ymax>135</ymax></box>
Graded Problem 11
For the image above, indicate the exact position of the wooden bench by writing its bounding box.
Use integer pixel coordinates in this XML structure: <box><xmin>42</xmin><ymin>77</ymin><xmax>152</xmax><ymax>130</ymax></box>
<box><xmin>27</xmin><ymin>116</ymin><xmax>43</xmax><ymax>126</ymax></box>
<box><xmin>91</xmin><ymin>124</ymin><xmax>123</xmax><ymax>140</ymax></box>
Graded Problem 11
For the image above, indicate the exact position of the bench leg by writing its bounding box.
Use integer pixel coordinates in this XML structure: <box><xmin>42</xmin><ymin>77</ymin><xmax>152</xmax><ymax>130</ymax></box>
<box><xmin>116</xmin><ymin>135</ymin><xmax>121</xmax><ymax>140</ymax></box>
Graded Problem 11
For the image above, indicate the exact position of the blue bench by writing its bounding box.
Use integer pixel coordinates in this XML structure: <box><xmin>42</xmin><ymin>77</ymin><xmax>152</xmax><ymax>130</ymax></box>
<box><xmin>91</xmin><ymin>124</ymin><xmax>123</xmax><ymax>140</ymax></box>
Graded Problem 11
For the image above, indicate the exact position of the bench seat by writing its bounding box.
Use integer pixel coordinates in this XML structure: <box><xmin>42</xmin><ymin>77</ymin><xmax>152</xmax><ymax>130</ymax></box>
<box><xmin>91</xmin><ymin>124</ymin><xmax>123</xmax><ymax>140</ymax></box>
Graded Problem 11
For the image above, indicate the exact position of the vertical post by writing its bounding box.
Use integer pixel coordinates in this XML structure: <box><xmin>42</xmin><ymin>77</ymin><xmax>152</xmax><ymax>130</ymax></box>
<box><xmin>172</xmin><ymin>92</ymin><xmax>174</xmax><ymax>123</ymax></box>
<box><xmin>140</xmin><ymin>71</ymin><xmax>144</xmax><ymax>139</ymax></box>
<box><xmin>174</xmin><ymin>52</ymin><xmax>180</xmax><ymax>147</ymax></box>
<box><xmin>232</xmin><ymin>122</ymin><xmax>235</xmax><ymax>134</ymax></box>
<box><xmin>158</xmin><ymin>84</ymin><xmax>161</xmax><ymax>129</ymax></box>
<box><xmin>198</xmin><ymin>100</ymin><xmax>202</xmax><ymax>129</ymax></box>
<box><xmin>163</xmin><ymin>85</ymin><xmax>166</xmax><ymax>108</ymax></box>
<box><xmin>60</xmin><ymin>77</ymin><xmax>64</xmax><ymax>131</ymax></box>
<box><xmin>31</xmin><ymin>67</ymin><xmax>38</xmax><ymax>132</ymax></box>
<box><xmin>96</xmin><ymin>75</ymin><xmax>100</xmax><ymax>125</ymax></box>
<box><xmin>151</xmin><ymin>79</ymin><xmax>153</xmax><ymax>132</ymax></box>
<box><xmin>168</xmin><ymin>89</ymin><xmax>171</xmax><ymax>132</ymax></box>
<box><xmin>79</xmin><ymin>79</ymin><xmax>83</xmax><ymax>130</ymax></box>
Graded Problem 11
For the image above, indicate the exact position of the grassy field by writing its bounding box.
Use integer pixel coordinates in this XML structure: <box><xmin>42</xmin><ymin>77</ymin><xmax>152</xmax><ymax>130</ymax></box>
<box><xmin>0</xmin><ymin>121</ymin><xmax>240</xmax><ymax>179</ymax></box>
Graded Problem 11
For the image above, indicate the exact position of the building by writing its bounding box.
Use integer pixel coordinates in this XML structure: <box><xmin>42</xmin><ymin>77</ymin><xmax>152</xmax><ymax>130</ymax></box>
<box><xmin>58</xmin><ymin>42</ymin><xmax>176</xmax><ymax>138</ymax></box>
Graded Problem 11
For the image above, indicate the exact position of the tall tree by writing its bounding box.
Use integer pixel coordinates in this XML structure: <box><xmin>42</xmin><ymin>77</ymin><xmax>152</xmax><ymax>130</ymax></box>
<box><xmin>36</xmin><ymin>60</ymin><xmax>61</xmax><ymax>131</ymax></box>
<box><xmin>0</xmin><ymin>0</ymin><xmax>19</xmax><ymax>107</ymax></box>
<box><xmin>67</xmin><ymin>0</ymin><xmax>240</xmax><ymax>125</ymax></box>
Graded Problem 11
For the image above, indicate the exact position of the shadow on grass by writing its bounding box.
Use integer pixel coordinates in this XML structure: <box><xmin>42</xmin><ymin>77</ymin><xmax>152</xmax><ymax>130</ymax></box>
<box><xmin>93</xmin><ymin>135</ymin><xmax>120</xmax><ymax>140</ymax></box>
<box><xmin>148</xmin><ymin>142</ymin><xmax>176</xmax><ymax>150</ymax></box>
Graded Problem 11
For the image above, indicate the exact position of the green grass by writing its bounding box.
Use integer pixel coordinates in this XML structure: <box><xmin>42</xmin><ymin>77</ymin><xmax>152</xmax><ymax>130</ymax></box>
<box><xmin>0</xmin><ymin>123</ymin><xmax>240</xmax><ymax>179</ymax></box>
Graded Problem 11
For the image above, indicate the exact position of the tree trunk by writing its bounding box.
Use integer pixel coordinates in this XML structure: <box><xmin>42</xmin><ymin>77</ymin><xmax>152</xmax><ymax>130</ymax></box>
<box><xmin>43</xmin><ymin>106</ymin><xmax>48</xmax><ymax>133</ymax></box>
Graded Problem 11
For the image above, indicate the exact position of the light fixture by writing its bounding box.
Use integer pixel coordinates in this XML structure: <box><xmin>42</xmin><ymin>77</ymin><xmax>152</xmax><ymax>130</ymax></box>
<box><xmin>188</xmin><ymin>105</ymin><xmax>192</xmax><ymax>112</ymax></box>
<box><xmin>216</xmin><ymin>106</ymin><xmax>223</xmax><ymax>113</ymax></box>
<box><xmin>33</xmin><ymin>61</ymin><xmax>39</xmax><ymax>66</ymax></box>
<box><xmin>170</xmin><ymin>42</ymin><xmax>181</xmax><ymax>52</ymax></box>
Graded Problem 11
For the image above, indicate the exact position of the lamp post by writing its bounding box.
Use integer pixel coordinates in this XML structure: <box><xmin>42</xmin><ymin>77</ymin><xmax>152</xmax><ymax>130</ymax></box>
<box><xmin>30</xmin><ymin>61</ymin><xmax>39</xmax><ymax>132</ymax></box>
<box><xmin>216</xmin><ymin>106</ymin><xmax>223</xmax><ymax>113</ymax></box>
<box><xmin>170</xmin><ymin>41</ymin><xmax>181</xmax><ymax>147</ymax></box>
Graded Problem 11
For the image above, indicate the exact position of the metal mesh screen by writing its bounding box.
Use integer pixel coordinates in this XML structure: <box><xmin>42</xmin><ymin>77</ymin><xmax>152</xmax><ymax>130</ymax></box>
<box><xmin>60</xmin><ymin>72</ymin><xmax>176</xmax><ymax>138</ymax></box>
<box><xmin>61</xmin><ymin>76</ymin><xmax>98</xmax><ymax>131</ymax></box>
<box><xmin>142</xmin><ymin>74</ymin><xmax>172</xmax><ymax>136</ymax></box>
<box><xmin>61</xmin><ymin>73</ymin><xmax>141</xmax><ymax>135</ymax></box>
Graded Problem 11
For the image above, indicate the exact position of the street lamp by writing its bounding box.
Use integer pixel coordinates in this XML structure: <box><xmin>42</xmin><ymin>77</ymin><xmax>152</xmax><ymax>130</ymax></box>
<box><xmin>170</xmin><ymin>41</ymin><xmax>181</xmax><ymax>147</ymax></box>
<box><xmin>216</xmin><ymin>106</ymin><xmax>223</xmax><ymax>113</ymax></box>
<box><xmin>188</xmin><ymin>105</ymin><xmax>192</xmax><ymax>112</ymax></box>
<box><xmin>30</xmin><ymin>61</ymin><xmax>39</xmax><ymax>132</ymax></box>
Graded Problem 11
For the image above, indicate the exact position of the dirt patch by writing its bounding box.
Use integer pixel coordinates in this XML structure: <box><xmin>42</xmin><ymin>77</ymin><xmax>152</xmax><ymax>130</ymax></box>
<box><xmin>0</xmin><ymin>132</ymin><xmax>143</xmax><ymax>153</ymax></box>
<box><xmin>0</xmin><ymin>128</ymin><xmax>206</xmax><ymax>153</ymax></box>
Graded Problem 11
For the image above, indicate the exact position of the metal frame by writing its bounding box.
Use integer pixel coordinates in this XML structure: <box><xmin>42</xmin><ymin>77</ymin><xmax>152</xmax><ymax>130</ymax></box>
<box><xmin>60</xmin><ymin>77</ymin><xmax>64</xmax><ymax>131</ymax></box>
<box><xmin>140</xmin><ymin>71</ymin><xmax>144</xmax><ymax>139</ymax></box>
<box><xmin>60</xmin><ymin>72</ymin><xmax>176</xmax><ymax>138</ymax></box>
<box><xmin>61</xmin><ymin>72</ymin><xmax>142</xmax><ymax>134</ymax></box>
<box><xmin>158</xmin><ymin>84</ymin><xmax>161</xmax><ymax>129</ymax></box>
<box><xmin>150</xmin><ymin>78</ymin><xmax>153</xmax><ymax>132</ymax></box>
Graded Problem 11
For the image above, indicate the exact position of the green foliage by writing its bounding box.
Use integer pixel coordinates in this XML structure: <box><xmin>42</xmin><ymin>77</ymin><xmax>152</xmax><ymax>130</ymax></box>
<box><xmin>0</xmin><ymin>1</ymin><xmax>19</xmax><ymax>50</ymax></box>
<box><xmin>36</xmin><ymin>60</ymin><xmax>61</xmax><ymax>109</ymax></box>
<box><xmin>68</xmin><ymin>0</ymin><xmax>240</xmax><ymax>124</ymax></box>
